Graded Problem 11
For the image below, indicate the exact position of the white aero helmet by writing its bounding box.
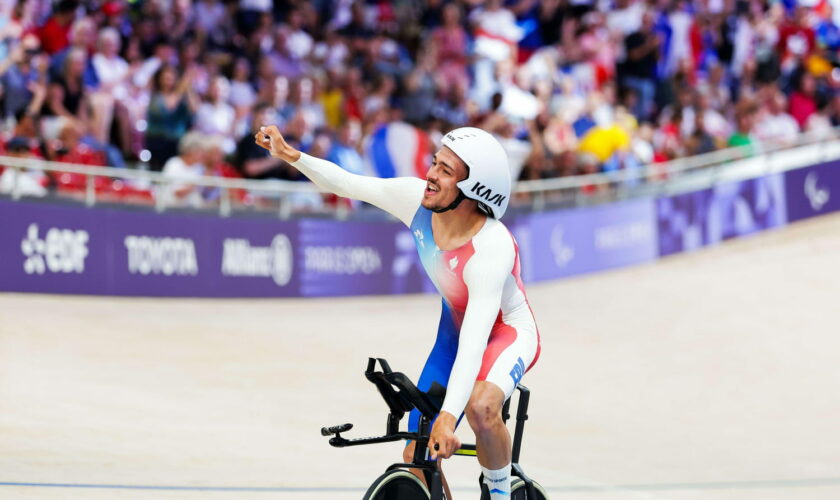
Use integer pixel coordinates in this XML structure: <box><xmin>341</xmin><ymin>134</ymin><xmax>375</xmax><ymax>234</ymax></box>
<box><xmin>441</xmin><ymin>127</ymin><xmax>512</xmax><ymax>219</ymax></box>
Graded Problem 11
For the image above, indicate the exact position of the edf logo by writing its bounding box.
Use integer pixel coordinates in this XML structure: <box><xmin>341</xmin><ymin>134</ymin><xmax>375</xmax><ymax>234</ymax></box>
<box><xmin>509</xmin><ymin>357</ymin><xmax>525</xmax><ymax>386</ymax></box>
<box><xmin>21</xmin><ymin>223</ymin><xmax>89</xmax><ymax>275</ymax></box>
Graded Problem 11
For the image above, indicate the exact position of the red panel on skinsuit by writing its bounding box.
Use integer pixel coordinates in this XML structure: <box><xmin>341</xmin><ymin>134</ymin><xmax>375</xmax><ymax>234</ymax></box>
<box><xmin>438</xmin><ymin>241</ymin><xmax>475</xmax><ymax>316</ymax></box>
<box><xmin>477</xmin><ymin>321</ymin><xmax>518</xmax><ymax>381</ymax></box>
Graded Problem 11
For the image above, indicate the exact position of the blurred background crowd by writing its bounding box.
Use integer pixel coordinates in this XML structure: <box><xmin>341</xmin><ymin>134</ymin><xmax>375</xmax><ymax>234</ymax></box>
<box><xmin>2</xmin><ymin>0</ymin><xmax>840</xmax><ymax>207</ymax></box>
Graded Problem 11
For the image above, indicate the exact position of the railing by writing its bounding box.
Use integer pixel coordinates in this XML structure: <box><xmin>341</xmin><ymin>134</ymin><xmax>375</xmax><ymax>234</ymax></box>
<box><xmin>515</xmin><ymin>127</ymin><xmax>840</xmax><ymax>210</ymax></box>
<box><xmin>3</xmin><ymin>127</ymin><xmax>840</xmax><ymax>218</ymax></box>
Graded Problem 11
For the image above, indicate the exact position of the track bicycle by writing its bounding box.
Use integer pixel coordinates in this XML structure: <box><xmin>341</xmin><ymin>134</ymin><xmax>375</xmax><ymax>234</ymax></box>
<box><xmin>321</xmin><ymin>358</ymin><xmax>549</xmax><ymax>499</ymax></box>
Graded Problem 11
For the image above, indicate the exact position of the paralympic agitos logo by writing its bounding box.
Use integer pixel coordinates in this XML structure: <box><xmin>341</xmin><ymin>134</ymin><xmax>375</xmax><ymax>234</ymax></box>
<box><xmin>470</xmin><ymin>181</ymin><xmax>506</xmax><ymax>207</ymax></box>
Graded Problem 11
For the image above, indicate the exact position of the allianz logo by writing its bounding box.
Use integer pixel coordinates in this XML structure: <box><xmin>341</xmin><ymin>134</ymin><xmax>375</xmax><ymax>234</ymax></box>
<box><xmin>21</xmin><ymin>223</ymin><xmax>89</xmax><ymax>275</ymax></box>
<box><xmin>125</xmin><ymin>236</ymin><xmax>198</xmax><ymax>276</ymax></box>
<box><xmin>222</xmin><ymin>235</ymin><xmax>292</xmax><ymax>286</ymax></box>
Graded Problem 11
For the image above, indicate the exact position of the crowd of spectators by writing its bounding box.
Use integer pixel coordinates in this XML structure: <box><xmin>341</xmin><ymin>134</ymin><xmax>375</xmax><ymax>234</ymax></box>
<box><xmin>2</xmin><ymin>0</ymin><xmax>840</xmax><ymax>208</ymax></box>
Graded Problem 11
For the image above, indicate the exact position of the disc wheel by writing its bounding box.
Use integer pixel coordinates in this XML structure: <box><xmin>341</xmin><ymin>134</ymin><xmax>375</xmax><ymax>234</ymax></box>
<box><xmin>363</xmin><ymin>469</ymin><xmax>431</xmax><ymax>500</ymax></box>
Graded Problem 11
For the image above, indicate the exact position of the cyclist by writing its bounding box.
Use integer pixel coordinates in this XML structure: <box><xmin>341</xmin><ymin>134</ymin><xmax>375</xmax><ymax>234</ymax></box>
<box><xmin>258</xmin><ymin>125</ymin><xmax>540</xmax><ymax>499</ymax></box>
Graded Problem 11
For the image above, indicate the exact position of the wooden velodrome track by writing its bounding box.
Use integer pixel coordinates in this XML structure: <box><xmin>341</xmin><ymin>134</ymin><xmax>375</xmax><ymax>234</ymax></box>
<box><xmin>1</xmin><ymin>213</ymin><xmax>839</xmax><ymax>500</ymax></box>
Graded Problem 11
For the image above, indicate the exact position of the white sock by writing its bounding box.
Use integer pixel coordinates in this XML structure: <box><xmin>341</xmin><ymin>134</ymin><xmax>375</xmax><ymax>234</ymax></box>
<box><xmin>481</xmin><ymin>463</ymin><xmax>511</xmax><ymax>498</ymax></box>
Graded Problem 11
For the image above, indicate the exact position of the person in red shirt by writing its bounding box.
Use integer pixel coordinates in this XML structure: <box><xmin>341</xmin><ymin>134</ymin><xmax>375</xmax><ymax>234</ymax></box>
<box><xmin>431</xmin><ymin>3</ymin><xmax>469</xmax><ymax>92</ymax></box>
<box><xmin>204</xmin><ymin>137</ymin><xmax>248</xmax><ymax>203</ymax></box>
<box><xmin>36</xmin><ymin>0</ymin><xmax>78</xmax><ymax>55</ymax></box>
<box><xmin>789</xmin><ymin>71</ymin><xmax>818</xmax><ymax>129</ymax></box>
<box><xmin>778</xmin><ymin>6</ymin><xmax>816</xmax><ymax>67</ymax></box>
<box><xmin>48</xmin><ymin>119</ymin><xmax>108</xmax><ymax>191</ymax></box>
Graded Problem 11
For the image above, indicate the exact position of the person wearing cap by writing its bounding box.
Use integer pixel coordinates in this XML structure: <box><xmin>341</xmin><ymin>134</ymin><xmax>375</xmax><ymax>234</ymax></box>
<box><xmin>257</xmin><ymin>125</ymin><xmax>540</xmax><ymax>499</ymax></box>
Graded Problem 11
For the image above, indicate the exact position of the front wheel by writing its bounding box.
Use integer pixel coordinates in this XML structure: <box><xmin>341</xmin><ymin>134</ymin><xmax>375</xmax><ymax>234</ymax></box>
<box><xmin>363</xmin><ymin>469</ymin><xmax>431</xmax><ymax>500</ymax></box>
<box><xmin>511</xmin><ymin>477</ymin><xmax>549</xmax><ymax>499</ymax></box>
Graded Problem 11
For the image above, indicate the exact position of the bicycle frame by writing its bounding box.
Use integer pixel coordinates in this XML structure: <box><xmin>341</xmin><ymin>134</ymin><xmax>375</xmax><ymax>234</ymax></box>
<box><xmin>322</xmin><ymin>358</ymin><xmax>539</xmax><ymax>499</ymax></box>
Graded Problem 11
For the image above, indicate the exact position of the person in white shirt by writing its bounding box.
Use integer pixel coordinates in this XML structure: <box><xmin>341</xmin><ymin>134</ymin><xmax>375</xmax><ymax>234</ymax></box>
<box><xmin>284</xmin><ymin>8</ymin><xmax>314</xmax><ymax>60</ymax></box>
<box><xmin>92</xmin><ymin>28</ymin><xmax>129</xmax><ymax>100</ymax></box>
<box><xmin>160</xmin><ymin>132</ymin><xmax>207</xmax><ymax>208</ymax></box>
<box><xmin>89</xmin><ymin>27</ymin><xmax>131</xmax><ymax>147</ymax></box>
<box><xmin>194</xmin><ymin>76</ymin><xmax>237</xmax><ymax>154</ymax></box>
<box><xmin>754</xmin><ymin>90</ymin><xmax>800</xmax><ymax>145</ymax></box>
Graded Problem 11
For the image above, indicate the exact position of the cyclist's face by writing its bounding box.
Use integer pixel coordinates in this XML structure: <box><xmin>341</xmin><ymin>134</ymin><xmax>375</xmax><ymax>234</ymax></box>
<box><xmin>423</xmin><ymin>147</ymin><xmax>467</xmax><ymax>211</ymax></box>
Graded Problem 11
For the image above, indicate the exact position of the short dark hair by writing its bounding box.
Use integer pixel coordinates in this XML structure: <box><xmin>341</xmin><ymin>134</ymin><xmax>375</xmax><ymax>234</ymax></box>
<box><xmin>6</xmin><ymin>137</ymin><xmax>31</xmax><ymax>152</ymax></box>
<box><xmin>56</xmin><ymin>0</ymin><xmax>79</xmax><ymax>14</ymax></box>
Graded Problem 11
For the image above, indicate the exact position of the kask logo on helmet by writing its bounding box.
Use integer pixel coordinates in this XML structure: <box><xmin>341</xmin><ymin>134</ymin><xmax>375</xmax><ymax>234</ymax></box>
<box><xmin>470</xmin><ymin>181</ymin><xmax>506</xmax><ymax>207</ymax></box>
<box><xmin>445</xmin><ymin>131</ymin><xmax>478</xmax><ymax>142</ymax></box>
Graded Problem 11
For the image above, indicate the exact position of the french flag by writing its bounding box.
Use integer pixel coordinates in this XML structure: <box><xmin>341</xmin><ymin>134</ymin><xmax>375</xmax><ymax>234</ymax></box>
<box><xmin>366</xmin><ymin>122</ymin><xmax>431</xmax><ymax>179</ymax></box>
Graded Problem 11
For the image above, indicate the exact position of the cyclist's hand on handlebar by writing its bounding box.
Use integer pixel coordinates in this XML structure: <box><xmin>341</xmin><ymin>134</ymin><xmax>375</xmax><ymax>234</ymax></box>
<box><xmin>429</xmin><ymin>412</ymin><xmax>460</xmax><ymax>460</ymax></box>
<box><xmin>255</xmin><ymin>125</ymin><xmax>301</xmax><ymax>164</ymax></box>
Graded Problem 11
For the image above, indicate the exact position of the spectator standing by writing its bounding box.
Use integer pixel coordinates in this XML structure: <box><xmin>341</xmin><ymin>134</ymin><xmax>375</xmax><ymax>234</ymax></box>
<box><xmin>622</xmin><ymin>10</ymin><xmax>660</xmax><ymax>121</ymax></box>
<box><xmin>35</xmin><ymin>0</ymin><xmax>76</xmax><ymax>56</ymax></box>
<box><xmin>402</xmin><ymin>49</ymin><xmax>438</xmax><ymax>125</ymax></box>
<box><xmin>0</xmin><ymin>1</ymin><xmax>26</xmax><ymax>61</ymax></box>
<box><xmin>662</xmin><ymin>1</ymin><xmax>694</xmax><ymax>78</ymax></box>
<box><xmin>607</xmin><ymin>0</ymin><xmax>644</xmax><ymax>39</ymax></box>
<box><xmin>777</xmin><ymin>6</ymin><xmax>816</xmax><ymax>74</ymax></box>
<box><xmin>431</xmin><ymin>3</ymin><xmax>469</xmax><ymax>92</ymax></box>
<box><xmin>145</xmin><ymin>64</ymin><xmax>198</xmax><ymax>171</ymax></box>
<box><xmin>90</xmin><ymin>27</ymin><xmax>130</xmax><ymax>148</ymax></box>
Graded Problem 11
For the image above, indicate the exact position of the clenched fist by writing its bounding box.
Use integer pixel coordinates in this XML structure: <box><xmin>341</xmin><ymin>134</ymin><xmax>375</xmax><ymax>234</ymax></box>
<box><xmin>254</xmin><ymin>125</ymin><xmax>301</xmax><ymax>164</ymax></box>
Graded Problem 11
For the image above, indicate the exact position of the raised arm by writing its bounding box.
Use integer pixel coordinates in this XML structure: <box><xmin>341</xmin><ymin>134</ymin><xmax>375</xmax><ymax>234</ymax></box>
<box><xmin>256</xmin><ymin>125</ymin><xmax>424</xmax><ymax>226</ymax></box>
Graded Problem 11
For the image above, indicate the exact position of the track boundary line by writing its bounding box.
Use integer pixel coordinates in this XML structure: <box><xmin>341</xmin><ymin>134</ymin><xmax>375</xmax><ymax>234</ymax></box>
<box><xmin>3</xmin><ymin>477</ymin><xmax>840</xmax><ymax>492</ymax></box>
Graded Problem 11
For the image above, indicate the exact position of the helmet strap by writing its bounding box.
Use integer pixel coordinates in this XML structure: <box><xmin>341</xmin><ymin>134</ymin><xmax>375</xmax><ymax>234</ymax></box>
<box><xmin>430</xmin><ymin>190</ymin><xmax>466</xmax><ymax>213</ymax></box>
